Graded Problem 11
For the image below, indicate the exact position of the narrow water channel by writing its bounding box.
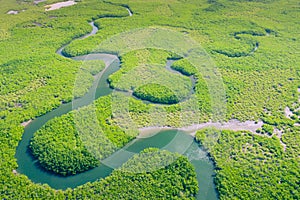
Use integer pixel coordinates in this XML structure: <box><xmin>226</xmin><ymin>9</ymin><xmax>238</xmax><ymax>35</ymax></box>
<box><xmin>15</xmin><ymin>10</ymin><xmax>218</xmax><ymax>200</ymax></box>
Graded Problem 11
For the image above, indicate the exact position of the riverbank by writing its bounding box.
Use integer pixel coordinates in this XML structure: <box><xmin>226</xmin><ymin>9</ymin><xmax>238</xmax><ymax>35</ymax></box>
<box><xmin>138</xmin><ymin>119</ymin><xmax>263</xmax><ymax>138</ymax></box>
<box><xmin>138</xmin><ymin>119</ymin><xmax>291</xmax><ymax>151</ymax></box>
<box><xmin>21</xmin><ymin>119</ymin><xmax>32</xmax><ymax>127</ymax></box>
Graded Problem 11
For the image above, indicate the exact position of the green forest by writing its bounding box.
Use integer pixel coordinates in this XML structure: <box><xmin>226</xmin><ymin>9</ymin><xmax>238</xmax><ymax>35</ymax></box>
<box><xmin>195</xmin><ymin>128</ymin><xmax>299</xmax><ymax>199</ymax></box>
<box><xmin>133</xmin><ymin>83</ymin><xmax>180</xmax><ymax>104</ymax></box>
<box><xmin>29</xmin><ymin>114</ymin><xmax>100</xmax><ymax>176</ymax></box>
<box><xmin>0</xmin><ymin>0</ymin><xmax>299</xmax><ymax>199</ymax></box>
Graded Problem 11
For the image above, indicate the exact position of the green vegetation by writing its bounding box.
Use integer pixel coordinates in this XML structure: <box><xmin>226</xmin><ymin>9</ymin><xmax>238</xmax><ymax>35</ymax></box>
<box><xmin>133</xmin><ymin>83</ymin><xmax>179</xmax><ymax>104</ymax></box>
<box><xmin>256</xmin><ymin>123</ymin><xmax>274</xmax><ymax>136</ymax></box>
<box><xmin>109</xmin><ymin>63</ymin><xmax>192</xmax><ymax>100</ymax></box>
<box><xmin>74</xmin><ymin>60</ymin><xmax>106</xmax><ymax>98</ymax></box>
<box><xmin>29</xmin><ymin>95</ymin><xmax>135</xmax><ymax>175</ymax></box>
<box><xmin>0</xmin><ymin>0</ymin><xmax>299</xmax><ymax>199</ymax></box>
<box><xmin>107</xmin><ymin>49</ymin><xmax>193</xmax><ymax>104</ymax></box>
<box><xmin>81</xmin><ymin>60</ymin><xmax>105</xmax><ymax>76</ymax></box>
<box><xmin>29</xmin><ymin>114</ymin><xmax>99</xmax><ymax>176</ymax></box>
<box><xmin>105</xmin><ymin>48</ymin><xmax>211</xmax><ymax>127</ymax></box>
<box><xmin>171</xmin><ymin>59</ymin><xmax>197</xmax><ymax>76</ymax></box>
<box><xmin>195</xmin><ymin>128</ymin><xmax>300</xmax><ymax>199</ymax></box>
<box><xmin>0</xmin><ymin>0</ymin><xmax>128</xmax><ymax>122</ymax></box>
<box><xmin>68</xmin><ymin>148</ymin><xmax>198</xmax><ymax>199</ymax></box>
<box><xmin>62</xmin><ymin>148</ymin><xmax>198</xmax><ymax>199</ymax></box>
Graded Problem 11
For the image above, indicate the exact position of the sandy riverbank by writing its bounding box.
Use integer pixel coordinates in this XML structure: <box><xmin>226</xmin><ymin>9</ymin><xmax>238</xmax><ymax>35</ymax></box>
<box><xmin>21</xmin><ymin>119</ymin><xmax>32</xmax><ymax>127</ymax></box>
<box><xmin>138</xmin><ymin>120</ymin><xmax>290</xmax><ymax>151</ymax></box>
<box><xmin>138</xmin><ymin>119</ymin><xmax>263</xmax><ymax>138</ymax></box>
<box><xmin>137</xmin><ymin>120</ymin><xmax>290</xmax><ymax>151</ymax></box>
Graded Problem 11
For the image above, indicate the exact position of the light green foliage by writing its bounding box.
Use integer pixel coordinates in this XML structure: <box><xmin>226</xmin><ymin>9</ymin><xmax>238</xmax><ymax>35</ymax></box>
<box><xmin>128</xmin><ymin>95</ymin><xmax>207</xmax><ymax>128</ymax></box>
<box><xmin>195</xmin><ymin>128</ymin><xmax>299</xmax><ymax>199</ymax></box>
<box><xmin>94</xmin><ymin>95</ymin><xmax>135</xmax><ymax>147</ymax></box>
<box><xmin>29</xmin><ymin>114</ymin><xmax>99</xmax><ymax>176</ymax></box>
<box><xmin>282</xmin><ymin>127</ymin><xmax>300</xmax><ymax>158</ymax></box>
<box><xmin>107</xmin><ymin>48</ymin><xmax>210</xmax><ymax>127</ymax></box>
<box><xmin>171</xmin><ymin>59</ymin><xmax>197</xmax><ymax>76</ymax></box>
<box><xmin>222</xmin><ymin>68</ymin><xmax>298</xmax><ymax>121</ymax></box>
<box><xmin>73</xmin><ymin>69</ymin><xmax>94</xmax><ymax>98</ymax></box>
<box><xmin>169</xmin><ymin>58</ymin><xmax>212</xmax><ymax>117</ymax></box>
<box><xmin>30</xmin><ymin>95</ymin><xmax>134</xmax><ymax>176</ymax></box>
<box><xmin>133</xmin><ymin>83</ymin><xmax>180</xmax><ymax>104</ymax></box>
<box><xmin>81</xmin><ymin>60</ymin><xmax>105</xmax><ymax>76</ymax></box>
<box><xmin>0</xmin><ymin>0</ymin><xmax>128</xmax><ymax>122</ymax></box>
<box><xmin>108</xmin><ymin>48</ymin><xmax>194</xmax><ymax>104</ymax></box>
<box><xmin>66</xmin><ymin>148</ymin><xmax>199</xmax><ymax>199</ymax></box>
<box><xmin>0</xmin><ymin>0</ymin><xmax>299</xmax><ymax>199</ymax></box>
<box><xmin>73</xmin><ymin>60</ymin><xmax>106</xmax><ymax>98</ymax></box>
<box><xmin>111</xmin><ymin>64</ymin><xmax>192</xmax><ymax>98</ymax></box>
<box><xmin>261</xmin><ymin>124</ymin><xmax>274</xmax><ymax>136</ymax></box>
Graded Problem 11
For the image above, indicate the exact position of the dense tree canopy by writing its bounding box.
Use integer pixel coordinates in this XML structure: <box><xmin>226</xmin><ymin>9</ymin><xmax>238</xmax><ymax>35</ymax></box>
<box><xmin>195</xmin><ymin>128</ymin><xmax>299</xmax><ymax>199</ymax></box>
<box><xmin>0</xmin><ymin>0</ymin><xmax>299</xmax><ymax>199</ymax></box>
<box><xmin>133</xmin><ymin>83</ymin><xmax>180</xmax><ymax>104</ymax></box>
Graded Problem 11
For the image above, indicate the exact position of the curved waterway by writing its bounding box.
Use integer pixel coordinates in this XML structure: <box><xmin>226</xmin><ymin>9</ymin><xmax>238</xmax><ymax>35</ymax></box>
<box><xmin>15</xmin><ymin>7</ymin><xmax>218</xmax><ymax>200</ymax></box>
<box><xmin>217</xmin><ymin>30</ymin><xmax>273</xmax><ymax>58</ymax></box>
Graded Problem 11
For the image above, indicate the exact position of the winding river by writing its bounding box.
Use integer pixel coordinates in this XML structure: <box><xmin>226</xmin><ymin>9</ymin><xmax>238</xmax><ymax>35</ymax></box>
<box><xmin>15</xmin><ymin>6</ymin><xmax>218</xmax><ymax>200</ymax></box>
<box><xmin>216</xmin><ymin>30</ymin><xmax>273</xmax><ymax>58</ymax></box>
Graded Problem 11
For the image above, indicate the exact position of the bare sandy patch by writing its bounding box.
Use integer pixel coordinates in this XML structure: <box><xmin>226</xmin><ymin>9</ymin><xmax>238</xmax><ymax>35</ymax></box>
<box><xmin>274</xmin><ymin>128</ymin><xmax>287</xmax><ymax>151</ymax></box>
<box><xmin>34</xmin><ymin>0</ymin><xmax>46</xmax><ymax>4</ymax></box>
<box><xmin>21</xmin><ymin>119</ymin><xmax>32</xmax><ymax>127</ymax></box>
<box><xmin>284</xmin><ymin>106</ymin><xmax>293</xmax><ymax>118</ymax></box>
<box><xmin>138</xmin><ymin>119</ymin><xmax>263</xmax><ymax>138</ymax></box>
<box><xmin>45</xmin><ymin>1</ymin><xmax>77</xmax><ymax>11</ymax></box>
<box><xmin>7</xmin><ymin>10</ymin><xmax>19</xmax><ymax>15</ymax></box>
